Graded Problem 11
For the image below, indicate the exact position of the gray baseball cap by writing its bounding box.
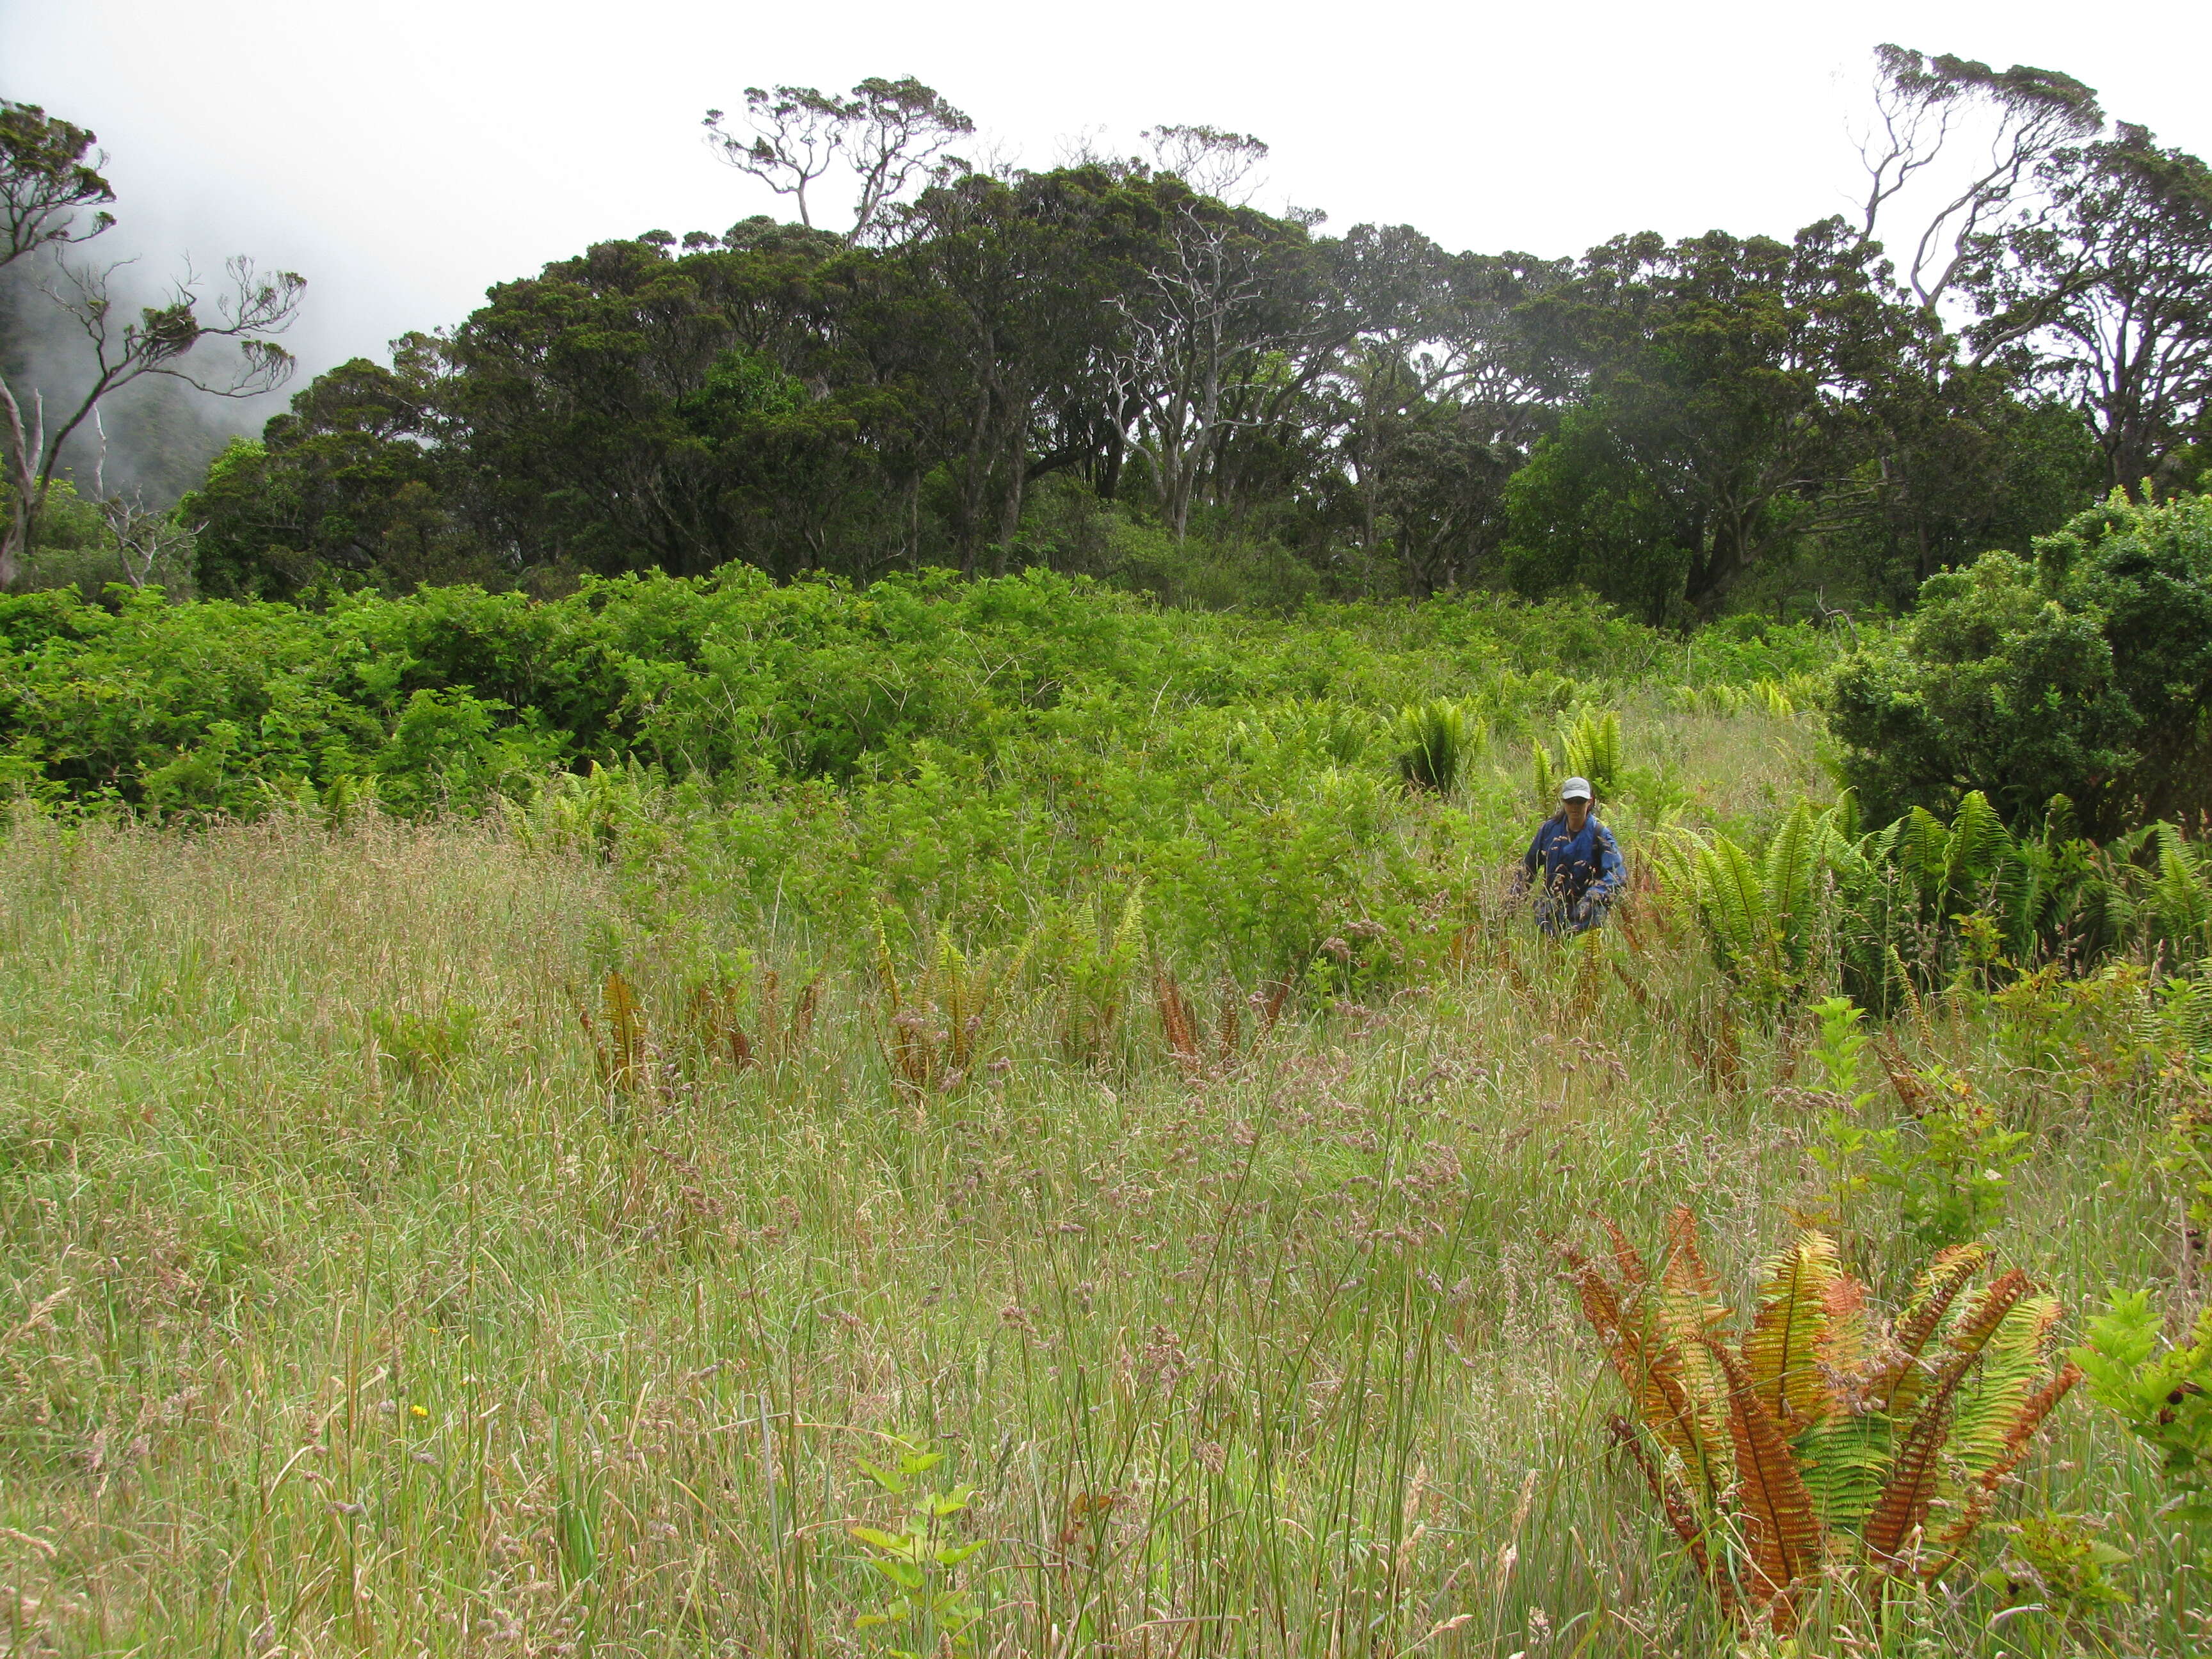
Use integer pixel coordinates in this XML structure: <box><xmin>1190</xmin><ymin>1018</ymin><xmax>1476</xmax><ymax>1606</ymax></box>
<box><xmin>1560</xmin><ymin>776</ymin><xmax>1594</xmax><ymax>800</ymax></box>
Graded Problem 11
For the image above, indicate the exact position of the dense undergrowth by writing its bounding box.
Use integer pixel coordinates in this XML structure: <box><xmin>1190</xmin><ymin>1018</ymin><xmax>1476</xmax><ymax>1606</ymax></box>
<box><xmin>1</xmin><ymin>581</ymin><xmax>2209</xmax><ymax>1656</ymax></box>
<box><xmin>0</xmin><ymin>574</ymin><xmax>1831</xmax><ymax>973</ymax></box>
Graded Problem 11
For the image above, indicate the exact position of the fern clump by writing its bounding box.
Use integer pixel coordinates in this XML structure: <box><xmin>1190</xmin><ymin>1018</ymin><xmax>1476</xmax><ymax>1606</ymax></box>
<box><xmin>1663</xmin><ymin>789</ymin><xmax>2212</xmax><ymax>1013</ymax></box>
<box><xmin>1525</xmin><ymin>709</ymin><xmax>1624</xmax><ymax>808</ymax></box>
<box><xmin>1671</xmin><ymin>798</ymin><xmax>1827</xmax><ymax>1007</ymax></box>
<box><xmin>875</xmin><ymin>924</ymin><xmax>1035</xmax><ymax>1097</ymax></box>
<box><xmin>1047</xmin><ymin>889</ymin><xmax>1146</xmax><ymax>1063</ymax></box>
<box><xmin>1566</xmin><ymin>1206</ymin><xmax>2079</xmax><ymax>1634</ymax></box>
<box><xmin>1562</xmin><ymin>708</ymin><xmax>1623</xmax><ymax>797</ymax></box>
<box><xmin>1530</xmin><ymin>739</ymin><xmax>1558</xmax><ymax>811</ymax></box>
<box><xmin>1392</xmin><ymin>699</ymin><xmax>1483</xmax><ymax>794</ymax></box>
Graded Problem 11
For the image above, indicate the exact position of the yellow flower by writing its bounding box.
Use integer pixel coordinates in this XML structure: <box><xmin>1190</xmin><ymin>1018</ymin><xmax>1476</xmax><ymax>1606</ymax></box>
<box><xmin>409</xmin><ymin>1404</ymin><xmax>429</xmax><ymax>1420</ymax></box>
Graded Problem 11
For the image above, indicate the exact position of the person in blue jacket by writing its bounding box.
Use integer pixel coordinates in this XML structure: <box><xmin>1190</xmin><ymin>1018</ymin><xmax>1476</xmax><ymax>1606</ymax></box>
<box><xmin>1516</xmin><ymin>775</ymin><xmax>1624</xmax><ymax>934</ymax></box>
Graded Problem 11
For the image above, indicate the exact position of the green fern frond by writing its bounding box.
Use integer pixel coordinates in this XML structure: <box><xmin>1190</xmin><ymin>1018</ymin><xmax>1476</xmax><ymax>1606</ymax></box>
<box><xmin>1792</xmin><ymin>1412</ymin><xmax>1893</xmax><ymax>1536</ymax></box>
<box><xmin>2143</xmin><ymin>823</ymin><xmax>2212</xmax><ymax>950</ymax></box>
<box><xmin>1394</xmin><ymin>699</ymin><xmax>1481</xmax><ymax>793</ymax></box>
<box><xmin>1761</xmin><ymin>800</ymin><xmax>1820</xmax><ymax>959</ymax></box>
<box><xmin>1944</xmin><ymin>1294</ymin><xmax>2062</xmax><ymax>1488</ymax></box>
<box><xmin>1690</xmin><ymin>833</ymin><xmax>1777</xmax><ymax>996</ymax></box>
<box><xmin>1742</xmin><ymin>1231</ymin><xmax>1841</xmax><ymax>1430</ymax></box>
<box><xmin>1896</xmin><ymin>807</ymin><xmax>1952</xmax><ymax>910</ymax></box>
<box><xmin>1531</xmin><ymin>739</ymin><xmax>1557</xmax><ymax>810</ymax></box>
<box><xmin>1944</xmin><ymin>790</ymin><xmax>2009</xmax><ymax>900</ymax></box>
<box><xmin>1562</xmin><ymin>709</ymin><xmax>1624</xmax><ymax>796</ymax></box>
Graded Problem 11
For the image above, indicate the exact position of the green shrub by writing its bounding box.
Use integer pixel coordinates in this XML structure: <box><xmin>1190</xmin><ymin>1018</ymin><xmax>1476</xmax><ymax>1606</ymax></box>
<box><xmin>1827</xmin><ymin>492</ymin><xmax>2212</xmax><ymax>835</ymax></box>
<box><xmin>2073</xmin><ymin>1292</ymin><xmax>2212</xmax><ymax>1533</ymax></box>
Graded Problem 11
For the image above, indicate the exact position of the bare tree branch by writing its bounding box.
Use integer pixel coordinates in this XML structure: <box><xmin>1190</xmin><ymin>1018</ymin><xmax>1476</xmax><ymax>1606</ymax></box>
<box><xmin>1852</xmin><ymin>45</ymin><xmax>2102</xmax><ymax>312</ymax></box>
<box><xmin>0</xmin><ymin>254</ymin><xmax>303</xmax><ymax>588</ymax></box>
<box><xmin>1141</xmin><ymin>124</ymin><xmax>1269</xmax><ymax>205</ymax></box>
<box><xmin>845</xmin><ymin>77</ymin><xmax>972</xmax><ymax>245</ymax></box>
<box><xmin>91</xmin><ymin>408</ymin><xmax>200</xmax><ymax>589</ymax></box>
<box><xmin>703</xmin><ymin>86</ymin><xmax>846</xmax><ymax>230</ymax></box>
<box><xmin>705</xmin><ymin>77</ymin><xmax>972</xmax><ymax>244</ymax></box>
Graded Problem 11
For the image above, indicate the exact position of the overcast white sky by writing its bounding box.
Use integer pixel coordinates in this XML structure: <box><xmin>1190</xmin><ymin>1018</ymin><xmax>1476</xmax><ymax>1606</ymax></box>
<box><xmin>6</xmin><ymin>0</ymin><xmax>2209</xmax><ymax>392</ymax></box>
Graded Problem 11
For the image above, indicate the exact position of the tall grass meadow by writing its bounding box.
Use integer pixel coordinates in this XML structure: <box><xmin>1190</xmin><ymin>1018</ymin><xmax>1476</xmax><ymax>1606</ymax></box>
<box><xmin>0</xmin><ymin>584</ymin><xmax>2205</xmax><ymax>1656</ymax></box>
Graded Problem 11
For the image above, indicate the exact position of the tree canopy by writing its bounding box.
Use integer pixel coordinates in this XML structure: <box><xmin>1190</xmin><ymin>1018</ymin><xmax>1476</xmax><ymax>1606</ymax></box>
<box><xmin>0</xmin><ymin>50</ymin><xmax>2202</xmax><ymax>646</ymax></box>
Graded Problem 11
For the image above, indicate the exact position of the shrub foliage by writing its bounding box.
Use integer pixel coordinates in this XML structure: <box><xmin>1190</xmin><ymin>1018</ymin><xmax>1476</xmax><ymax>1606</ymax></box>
<box><xmin>1829</xmin><ymin>492</ymin><xmax>2212</xmax><ymax>835</ymax></box>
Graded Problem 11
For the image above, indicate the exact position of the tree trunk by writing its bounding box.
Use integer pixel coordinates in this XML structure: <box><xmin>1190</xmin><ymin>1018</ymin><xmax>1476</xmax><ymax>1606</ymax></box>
<box><xmin>905</xmin><ymin>471</ymin><xmax>921</xmax><ymax>570</ymax></box>
<box><xmin>0</xmin><ymin>374</ymin><xmax>41</xmax><ymax>591</ymax></box>
<box><xmin>1686</xmin><ymin>510</ymin><xmax>1753</xmax><ymax>618</ymax></box>
<box><xmin>991</xmin><ymin>454</ymin><xmax>1025</xmax><ymax>578</ymax></box>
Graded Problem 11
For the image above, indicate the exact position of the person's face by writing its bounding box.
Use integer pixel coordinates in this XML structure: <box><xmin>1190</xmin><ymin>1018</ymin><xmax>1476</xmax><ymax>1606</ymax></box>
<box><xmin>1563</xmin><ymin>796</ymin><xmax>1591</xmax><ymax>831</ymax></box>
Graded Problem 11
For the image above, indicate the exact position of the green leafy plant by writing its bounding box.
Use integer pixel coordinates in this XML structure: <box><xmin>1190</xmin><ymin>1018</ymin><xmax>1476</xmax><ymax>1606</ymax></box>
<box><xmin>2160</xmin><ymin>1078</ymin><xmax>2212</xmax><ymax>1279</ymax></box>
<box><xmin>1230</xmin><ymin>699</ymin><xmax>1375</xmax><ymax>769</ymax></box>
<box><xmin>1665</xmin><ymin>790</ymin><xmax>2212</xmax><ymax>1014</ymax></box>
<box><xmin>2158</xmin><ymin>970</ymin><xmax>2212</xmax><ymax>1061</ymax></box>
<box><xmin>1561</xmin><ymin>707</ymin><xmax>1623</xmax><ymax>798</ymax></box>
<box><xmin>1807</xmin><ymin>994</ymin><xmax>1876</xmax><ymax>1109</ymax></box>
<box><xmin>367</xmin><ymin>1000</ymin><xmax>482</xmax><ymax>1086</ymax></box>
<box><xmin>1816</xmin><ymin>1068</ymin><xmax>2032</xmax><ymax>1253</ymax></box>
<box><xmin>1802</xmin><ymin>995</ymin><xmax>1880</xmax><ymax>1231</ymax></box>
<box><xmin>848</xmin><ymin>1432</ymin><xmax>989</xmax><ymax>1656</ymax></box>
<box><xmin>1993</xmin><ymin>960</ymin><xmax>2160</xmax><ymax>1076</ymax></box>
<box><xmin>1566</xmin><ymin>1206</ymin><xmax>2079</xmax><ymax>1634</ymax></box>
<box><xmin>502</xmin><ymin>760</ymin><xmax>668</xmax><ymax>860</ymax></box>
<box><xmin>1985</xmin><ymin>1510</ymin><xmax>2131</xmax><ymax>1624</ymax></box>
<box><xmin>1670</xmin><ymin>799</ymin><xmax>1827</xmax><ymax>1008</ymax></box>
<box><xmin>2072</xmin><ymin>1291</ymin><xmax>2212</xmax><ymax>1528</ymax></box>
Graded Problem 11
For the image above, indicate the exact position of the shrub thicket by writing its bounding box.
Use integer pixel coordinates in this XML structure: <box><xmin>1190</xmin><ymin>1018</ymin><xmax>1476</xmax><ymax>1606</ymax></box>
<box><xmin>0</xmin><ymin>573</ymin><xmax>1832</xmax><ymax>972</ymax></box>
<box><xmin>1828</xmin><ymin>492</ymin><xmax>2212</xmax><ymax>835</ymax></box>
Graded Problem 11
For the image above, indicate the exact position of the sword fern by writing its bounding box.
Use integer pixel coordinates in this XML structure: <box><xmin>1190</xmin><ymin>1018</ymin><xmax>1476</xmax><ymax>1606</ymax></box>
<box><xmin>1566</xmin><ymin>1206</ymin><xmax>2078</xmax><ymax>1634</ymax></box>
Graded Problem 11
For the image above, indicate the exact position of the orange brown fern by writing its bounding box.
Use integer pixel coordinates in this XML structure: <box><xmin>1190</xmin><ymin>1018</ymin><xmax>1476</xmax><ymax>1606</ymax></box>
<box><xmin>1568</xmin><ymin>1208</ymin><xmax>2076</xmax><ymax>1634</ymax></box>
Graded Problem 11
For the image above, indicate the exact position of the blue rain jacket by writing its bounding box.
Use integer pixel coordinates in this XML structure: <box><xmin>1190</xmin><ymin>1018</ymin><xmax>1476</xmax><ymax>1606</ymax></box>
<box><xmin>1521</xmin><ymin>812</ymin><xmax>1624</xmax><ymax>933</ymax></box>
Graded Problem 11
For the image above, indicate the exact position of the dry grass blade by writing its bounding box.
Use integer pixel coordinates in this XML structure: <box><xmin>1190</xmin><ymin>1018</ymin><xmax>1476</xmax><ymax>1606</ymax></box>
<box><xmin>1608</xmin><ymin>1415</ymin><xmax>1736</xmax><ymax>1622</ymax></box>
